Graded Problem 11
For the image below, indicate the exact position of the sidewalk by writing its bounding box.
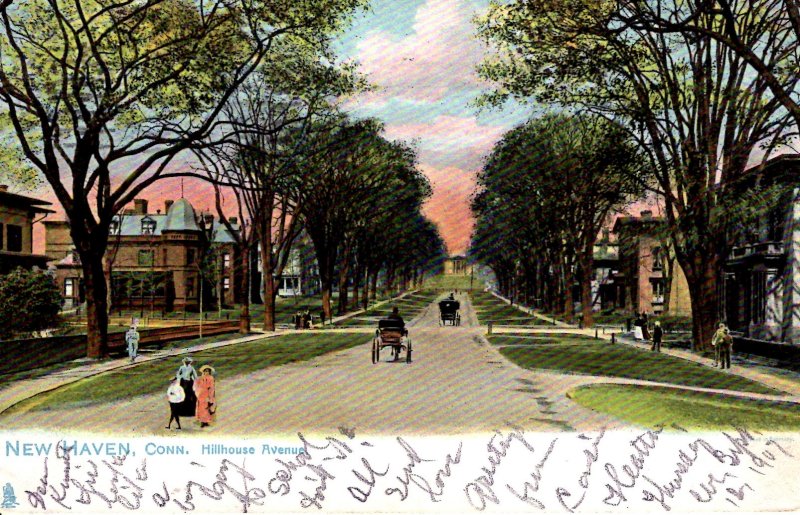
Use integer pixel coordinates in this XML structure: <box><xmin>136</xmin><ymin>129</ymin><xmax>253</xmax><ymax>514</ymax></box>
<box><xmin>0</xmin><ymin>332</ymin><xmax>273</xmax><ymax>415</ymax></box>
<box><xmin>0</xmin><ymin>292</ymin><xmax>416</xmax><ymax>415</ymax></box>
<box><xmin>483</xmin><ymin>291</ymin><xmax>800</xmax><ymax>403</ymax></box>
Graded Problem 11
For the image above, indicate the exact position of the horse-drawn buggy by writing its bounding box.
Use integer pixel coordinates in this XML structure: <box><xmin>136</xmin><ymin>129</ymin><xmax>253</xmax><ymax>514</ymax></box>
<box><xmin>372</xmin><ymin>318</ymin><xmax>412</xmax><ymax>363</ymax></box>
<box><xmin>438</xmin><ymin>299</ymin><xmax>461</xmax><ymax>326</ymax></box>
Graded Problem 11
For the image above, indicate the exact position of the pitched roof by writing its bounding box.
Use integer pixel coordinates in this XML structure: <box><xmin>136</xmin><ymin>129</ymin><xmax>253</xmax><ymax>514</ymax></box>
<box><xmin>0</xmin><ymin>190</ymin><xmax>55</xmax><ymax>213</ymax></box>
<box><xmin>212</xmin><ymin>220</ymin><xmax>239</xmax><ymax>244</ymax></box>
<box><xmin>113</xmin><ymin>214</ymin><xmax>168</xmax><ymax>236</ymax></box>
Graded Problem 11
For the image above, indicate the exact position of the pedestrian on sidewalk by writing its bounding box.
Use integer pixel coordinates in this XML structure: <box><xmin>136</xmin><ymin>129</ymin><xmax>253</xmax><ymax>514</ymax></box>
<box><xmin>125</xmin><ymin>325</ymin><xmax>139</xmax><ymax>363</ymax></box>
<box><xmin>711</xmin><ymin>323</ymin><xmax>727</xmax><ymax>367</ymax></box>
<box><xmin>651</xmin><ymin>321</ymin><xmax>663</xmax><ymax>352</ymax></box>
<box><xmin>176</xmin><ymin>357</ymin><xmax>197</xmax><ymax>416</ymax></box>
<box><xmin>718</xmin><ymin>327</ymin><xmax>733</xmax><ymax>369</ymax></box>
<box><xmin>633</xmin><ymin>313</ymin><xmax>644</xmax><ymax>340</ymax></box>
<box><xmin>194</xmin><ymin>365</ymin><xmax>216</xmax><ymax>428</ymax></box>
<box><xmin>166</xmin><ymin>378</ymin><xmax>185</xmax><ymax>430</ymax></box>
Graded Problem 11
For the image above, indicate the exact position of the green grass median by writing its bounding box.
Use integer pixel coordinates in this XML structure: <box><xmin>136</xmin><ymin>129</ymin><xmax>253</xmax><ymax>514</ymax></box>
<box><xmin>490</xmin><ymin>335</ymin><xmax>779</xmax><ymax>394</ymax></box>
<box><xmin>470</xmin><ymin>291</ymin><xmax>549</xmax><ymax>325</ymax></box>
<box><xmin>334</xmin><ymin>290</ymin><xmax>440</xmax><ymax>327</ymax></box>
<box><xmin>569</xmin><ymin>384</ymin><xmax>800</xmax><ymax>430</ymax></box>
<box><xmin>8</xmin><ymin>332</ymin><xmax>368</xmax><ymax>413</ymax></box>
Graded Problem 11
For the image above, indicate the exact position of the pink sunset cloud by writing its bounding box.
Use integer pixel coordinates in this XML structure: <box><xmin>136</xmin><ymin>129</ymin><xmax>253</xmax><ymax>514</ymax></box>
<box><xmin>384</xmin><ymin>115</ymin><xmax>506</xmax><ymax>254</ymax></box>
<box><xmin>420</xmin><ymin>164</ymin><xmax>477</xmax><ymax>255</ymax></box>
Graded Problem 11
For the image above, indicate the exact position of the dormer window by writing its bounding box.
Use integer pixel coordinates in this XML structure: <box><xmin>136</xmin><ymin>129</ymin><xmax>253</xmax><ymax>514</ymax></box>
<box><xmin>141</xmin><ymin>216</ymin><xmax>156</xmax><ymax>235</ymax></box>
<box><xmin>109</xmin><ymin>216</ymin><xmax>120</xmax><ymax>235</ymax></box>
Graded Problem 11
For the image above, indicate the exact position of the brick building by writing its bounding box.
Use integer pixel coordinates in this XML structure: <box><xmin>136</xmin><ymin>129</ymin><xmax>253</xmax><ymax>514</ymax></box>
<box><xmin>46</xmin><ymin>198</ymin><xmax>240</xmax><ymax>311</ymax></box>
<box><xmin>610</xmin><ymin>211</ymin><xmax>691</xmax><ymax>316</ymax></box>
<box><xmin>0</xmin><ymin>186</ymin><xmax>53</xmax><ymax>273</ymax></box>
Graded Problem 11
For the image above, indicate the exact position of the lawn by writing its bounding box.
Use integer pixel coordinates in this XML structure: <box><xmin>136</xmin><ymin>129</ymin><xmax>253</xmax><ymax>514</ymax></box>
<box><xmin>9</xmin><ymin>332</ymin><xmax>370</xmax><ymax>413</ymax></box>
<box><xmin>491</xmin><ymin>335</ymin><xmax>780</xmax><ymax>394</ymax></box>
<box><xmin>569</xmin><ymin>384</ymin><xmax>800</xmax><ymax>430</ymax></box>
<box><xmin>470</xmin><ymin>291</ymin><xmax>550</xmax><ymax>326</ymax></box>
<box><xmin>422</xmin><ymin>274</ymin><xmax>475</xmax><ymax>291</ymax></box>
<box><xmin>334</xmin><ymin>290</ymin><xmax>440</xmax><ymax>327</ymax></box>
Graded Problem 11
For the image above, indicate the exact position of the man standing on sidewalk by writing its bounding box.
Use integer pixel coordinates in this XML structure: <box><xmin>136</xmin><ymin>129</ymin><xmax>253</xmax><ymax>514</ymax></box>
<box><xmin>718</xmin><ymin>327</ymin><xmax>733</xmax><ymax>369</ymax></box>
<box><xmin>125</xmin><ymin>324</ymin><xmax>140</xmax><ymax>363</ymax></box>
<box><xmin>651</xmin><ymin>321</ymin><xmax>663</xmax><ymax>352</ymax></box>
<box><xmin>711</xmin><ymin>323</ymin><xmax>727</xmax><ymax>367</ymax></box>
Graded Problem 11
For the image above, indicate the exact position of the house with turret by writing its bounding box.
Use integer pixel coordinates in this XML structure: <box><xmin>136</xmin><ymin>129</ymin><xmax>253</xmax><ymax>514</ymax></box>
<box><xmin>46</xmin><ymin>198</ymin><xmax>240</xmax><ymax>311</ymax></box>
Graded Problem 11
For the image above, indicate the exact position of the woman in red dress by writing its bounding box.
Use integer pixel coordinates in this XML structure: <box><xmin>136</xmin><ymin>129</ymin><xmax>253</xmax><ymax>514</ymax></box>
<box><xmin>194</xmin><ymin>365</ymin><xmax>216</xmax><ymax>427</ymax></box>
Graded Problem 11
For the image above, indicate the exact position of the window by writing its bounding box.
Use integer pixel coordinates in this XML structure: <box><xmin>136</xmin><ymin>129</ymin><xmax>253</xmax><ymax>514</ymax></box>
<box><xmin>223</xmin><ymin>253</ymin><xmax>231</xmax><ymax>269</ymax></box>
<box><xmin>186</xmin><ymin>277</ymin><xmax>195</xmax><ymax>298</ymax></box>
<box><xmin>141</xmin><ymin>216</ymin><xmax>156</xmax><ymax>235</ymax></box>
<box><xmin>223</xmin><ymin>277</ymin><xmax>230</xmax><ymax>290</ymax></box>
<box><xmin>651</xmin><ymin>279</ymin><xmax>665</xmax><ymax>304</ymax></box>
<box><xmin>768</xmin><ymin>208</ymin><xmax>783</xmax><ymax>241</ymax></box>
<box><xmin>6</xmin><ymin>224</ymin><xmax>22</xmax><ymax>252</ymax></box>
<box><xmin>109</xmin><ymin>217</ymin><xmax>120</xmax><ymax>235</ymax></box>
<box><xmin>651</xmin><ymin>246</ymin><xmax>663</xmax><ymax>270</ymax></box>
<box><xmin>65</xmin><ymin>278</ymin><xmax>74</xmax><ymax>297</ymax></box>
<box><xmin>138</xmin><ymin>250</ymin><xmax>154</xmax><ymax>266</ymax></box>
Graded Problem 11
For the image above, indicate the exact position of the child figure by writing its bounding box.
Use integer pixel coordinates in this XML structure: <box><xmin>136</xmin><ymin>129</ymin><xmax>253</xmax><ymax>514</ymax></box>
<box><xmin>166</xmin><ymin>377</ymin><xmax>185</xmax><ymax>430</ymax></box>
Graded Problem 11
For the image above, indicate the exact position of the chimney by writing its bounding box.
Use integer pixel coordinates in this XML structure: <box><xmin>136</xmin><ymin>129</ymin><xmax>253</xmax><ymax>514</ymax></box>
<box><xmin>0</xmin><ymin>185</ymin><xmax>7</xmax><ymax>192</ymax></box>
<box><xmin>165</xmin><ymin>199</ymin><xmax>174</xmax><ymax>212</ymax></box>
<box><xmin>640</xmin><ymin>210</ymin><xmax>652</xmax><ymax>219</ymax></box>
<box><xmin>134</xmin><ymin>198</ymin><xmax>148</xmax><ymax>215</ymax></box>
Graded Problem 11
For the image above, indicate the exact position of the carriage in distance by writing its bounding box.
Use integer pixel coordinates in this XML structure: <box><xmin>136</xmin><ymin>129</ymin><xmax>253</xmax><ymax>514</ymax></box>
<box><xmin>438</xmin><ymin>296</ymin><xmax>461</xmax><ymax>326</ymax></box>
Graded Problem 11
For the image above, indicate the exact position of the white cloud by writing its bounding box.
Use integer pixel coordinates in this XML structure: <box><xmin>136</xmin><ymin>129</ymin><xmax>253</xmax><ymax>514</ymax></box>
<box><xmin>355</xmin><ymin>0</ymin><xmax>487</xmax><ymax>104</ymax></box>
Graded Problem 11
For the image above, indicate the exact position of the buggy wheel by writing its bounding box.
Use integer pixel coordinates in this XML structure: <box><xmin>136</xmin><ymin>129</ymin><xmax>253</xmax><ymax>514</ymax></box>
<box><xmin>372</xmin><ymin>339</ymin><xmax>379</xmax><ymax>364</ymax></box>
<box><xmin>406</xmin><ymin>339</ymin><xmax>412</xmax><ymax>363</ymax></box>
<box><xmin>456</xmin><ymin>314</ymin><xmax>461</xmax><ymax>326</ymax></box>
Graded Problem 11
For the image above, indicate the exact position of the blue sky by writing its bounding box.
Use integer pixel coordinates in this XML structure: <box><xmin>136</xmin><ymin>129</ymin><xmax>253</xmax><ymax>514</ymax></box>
<box><xmin>334</xmin><ymin>0</ymin><xmax>531</xmax><ymax>253</ymax></box>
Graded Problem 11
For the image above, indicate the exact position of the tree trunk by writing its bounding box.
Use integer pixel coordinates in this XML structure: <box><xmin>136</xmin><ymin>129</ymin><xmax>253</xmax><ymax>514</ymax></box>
<box><xmin>362</xmin><ymin>267</ymin><xmax>370</xmax><ymax>310</ymax></box>
<box><xmin>79</xmin><ymin>247</ymin><xmax>109</xmax><ymax>359</ymax></box>
<box><xmin>337</xmin><ymin>267</ymin><xmax>349</xmax><ymax>315</ymax></box>
<box><xmin>681</xmin><ymin>251</ymin><xmax>720</xmax><ymax>352</ymax></box>
<box><xmin>318</xmin><ymin>250</ymin><xmax>335</xmax><ymax>322</ymax></box>
<box><xmin>579</xmin><ymin>245</ymin><xmax>595</xmax><ymax>327</ymax></box>
<box><xmin>563</xmin><ymin>261</ymin><xmax>575</xmax><ymax>323</ymax></box>
<box><xmin>385</xmin><ymin>266</ymin><xmax>396</xmax><ymax>296</ymax></box>
<box><xmin>369</xmin><ymin>270</ymin><xmax>378</xmax><ymax>303</ymax></box>
<box><xmin>352</xmin><ymin>261</ymin><xmax>362</xmax><ymax>310</ymax></box>
<box><xmin>260</xmin><ymin>221</ymin><xmax>276</xmax><ymax>332</ymax></box>
<box><xmin>239</xmin><ymin>245</ymin><xmax>251</xmax><ymax>334</ymax></box>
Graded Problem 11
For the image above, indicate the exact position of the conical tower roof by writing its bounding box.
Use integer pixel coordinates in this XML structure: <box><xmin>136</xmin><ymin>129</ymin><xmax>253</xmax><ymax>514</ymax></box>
<box><xmin>163</xmin><ymin>198</ymin><xmax>201</xmax><ymax>232</ymax></box>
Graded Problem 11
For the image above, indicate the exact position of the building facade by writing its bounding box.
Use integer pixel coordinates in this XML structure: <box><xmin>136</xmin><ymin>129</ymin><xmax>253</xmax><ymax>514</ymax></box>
<box><xmin>46</xmin><ymin>198</ymin><xmax>240</xmax><ymax>311</ymax></box>
<box><xmin>443</xmin><ymin>255</ymin><xmax>473</xmax><ymax>276</ymax></box>
<box><xmin>611</xmin><ymin>211</ymin><xmax>670</xmax><ymax>315</ymax></box>
<box><xmin>721</xmin><ymin>155</ymin><xmax>800</xmax><ymax>343</ymax></box>
<box><xmin>0</xmin><ymin>186</ymin><xmax>53</xmax><ymax>273</ymax></box>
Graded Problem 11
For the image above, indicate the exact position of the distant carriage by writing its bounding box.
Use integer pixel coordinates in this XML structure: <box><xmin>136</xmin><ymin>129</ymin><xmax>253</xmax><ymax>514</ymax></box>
<box><xmin>438</xmin><ymin>299</ymin><xmax>461</xmax><ymax>326</ymax></box>
<box><xmin>372</xmin><ymin>319</ymin><xmax>412</xmax><ymax>363</ymax></box>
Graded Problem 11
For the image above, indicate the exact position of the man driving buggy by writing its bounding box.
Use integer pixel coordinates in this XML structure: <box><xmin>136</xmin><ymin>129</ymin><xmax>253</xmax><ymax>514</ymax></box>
<box><xmin>382</xmin><ymin>306</ymin><xmax>405</xmax><ymax>330</ymax></box>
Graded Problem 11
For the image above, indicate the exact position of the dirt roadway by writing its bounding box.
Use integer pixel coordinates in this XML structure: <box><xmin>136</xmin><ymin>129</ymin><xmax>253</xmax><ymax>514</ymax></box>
<box><xmin>2</xmin><ymin>293</ymin><xmax>623</xmax><ymax>437</ymax></box>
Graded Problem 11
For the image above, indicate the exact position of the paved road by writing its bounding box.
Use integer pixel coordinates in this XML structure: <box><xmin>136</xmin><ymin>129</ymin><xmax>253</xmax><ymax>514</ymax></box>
<box><xmin>0</xmin><ymin>292</ymin><xmax>621</xmax><ymax>437</ymax></box>
<box><xmin>6</xmin><ymin>292</ymin><xmax>800</xmax><ymax>438</ymax></box>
